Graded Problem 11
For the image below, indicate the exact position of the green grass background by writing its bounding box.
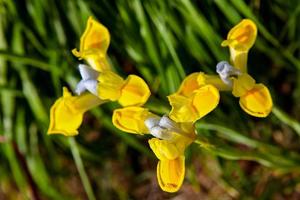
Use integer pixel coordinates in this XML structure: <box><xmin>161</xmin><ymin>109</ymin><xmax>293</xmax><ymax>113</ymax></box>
<box><xmin>0</xmin><ymin>0</ymin><xmax>300</xmax><ymax>199</ymax></box>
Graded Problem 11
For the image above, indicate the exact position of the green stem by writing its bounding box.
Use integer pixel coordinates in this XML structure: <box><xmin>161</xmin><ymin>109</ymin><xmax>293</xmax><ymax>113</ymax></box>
<box><xmin>69</xmin><ymin>138</ymin><xmax>96</xmax><ymax>200</ymax></box>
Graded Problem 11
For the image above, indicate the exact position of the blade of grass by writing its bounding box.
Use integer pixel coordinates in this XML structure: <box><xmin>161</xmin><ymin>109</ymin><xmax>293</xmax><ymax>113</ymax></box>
<box><xmin>145</xmin><ymin>3</ymin><xmax>185</xmax><ymax>80</ymax></box>
<box><xmin>272</xmin><ymin>106</ymin><xmax>300</xmax><ymax>136</ymax></box>
<box><xmin>69</xmin><ymin>137</ymin><xmax>96</xmax><ymax>200</ymax></box>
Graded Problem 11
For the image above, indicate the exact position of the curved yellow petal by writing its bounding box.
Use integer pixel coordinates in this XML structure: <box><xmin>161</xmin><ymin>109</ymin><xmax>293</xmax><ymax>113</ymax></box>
<box><xmin>192</xmin><ymin>85</ymin><xmax>220</xmax><ymax>118</ymax></box>
<box><xmin>239</xmin><ymin>84</ymin><xmax>273</xmax><ymax>117</ymax></box>
<box><xmin>112</xmin><ymin>107</ymin><xmax>156</xmax><ymax>134</ymax></box>
<box><xmin>83</xmin><ymin>52</ymin><xmax>110</xmax><ymax>72</ymax></box>
<box><xmin>232</xmin><ymin>74</ymin><xmax>256</xmax><ymax>97</ymax></box>
<box><xmin>168</xmin><ymin>94</ymin><xmax>198</xmax><ymax>123</ymax></box>
<box><xmin>157</xmin><ymin>156</ymin><xmax>185</xmax><ymax>193</ymax></box>
<box><xmin>118</xmin><ymin>75</ymin><xmax>151</xmax><ymax>107</ymax></box>
<box><xmin>48</xmin><ymin>87</ymin><xmax>104</xmax><ymax>136</ymax></box>
<box><xmin>221</xmin><ymin>19</ymin><xmax>257</xmax><ymax>52</ymax></box>
<box><xmin>97</xmin><ymin>71</ymin><xmax>125</xmax><ymax>101</ymax></box>
<box><xmin>148</xmin><ymin>138</ymin><xmax>181</xmax><ymax>160</ymax></box>
<box><xmin>176</xmin><ymin>72</ymin><xmax>205</xmax><ymax>97</ymax></box>
<box><xmin>72</xmin><ymin>17</ymin><xmax>111</xmax><ymax>72</ymax></box>
<box><xmin>168</xmin><ymin>85</ymin><xmax>219</xmax><ymax>123</ymax></box>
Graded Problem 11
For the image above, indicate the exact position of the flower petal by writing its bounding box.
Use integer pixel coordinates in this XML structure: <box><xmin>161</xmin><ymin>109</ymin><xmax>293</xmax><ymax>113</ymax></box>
<box><xmin>176</xmin><ymin>73</ymin><xmax>204</xmax><ymax>97</ymax></box>
<box><xmin>192</xmin><ymin>85</ymin><xmax>220</xmax><ymax>118</ymax></box>
<box><xmin>239</xmin><ymin>83</ymin><xmax>273</xmax><ymax>117</ymax></box>
<box><xmin>118</xmin><ymin>75</ymin><xmax>151</xmax><ymax>107</ymax></box>
<box><xmin>156</xmin><ymin>156</ymin><xmax>185</xmax><ymax>193</ymax></box>
<box><xmin>48</xmin><ymin>87</ymin><xmax>104</xmax><ymax>136</ymax></box>
<box><xmin>221</xmin><ymin>19</ymin><xmax>257</xmax><ymax>52</ymax></box>
<box><xmin>112</xmin><ymin>107</ymin><xmax>155</xmax><ymax>134</ymax></box>
<box><xmin>168</xmin><ymin>94</ymin><xmax>198</xmax><ymax>123</ymax></box>
<box><xmin>168</xmin><ymin>85</ymin><xmax>219</xmax><ymax>123</ymax></box>
<box><xmin>149</xmin><ymin>138</ymin><xmax>180</xmax><ymax>160</ymax></box>
<box><xmin>72</xmin><ymin>17</ymin><xmax>111</xmax><ymax>72</ymax></box>
<box><xmin>78</xmin><ymin>64</ymin><xmax>99</xmax><ymax>80</ymax></box>
<box><xmin>97</xmin><ymin>71</ymin><xmax>125</xmax><ymax>101</ymax></box>
<box><xmin>232</xmin><ymin>73</ymin><xmax>256</xmax><ymax>97</ymax></box>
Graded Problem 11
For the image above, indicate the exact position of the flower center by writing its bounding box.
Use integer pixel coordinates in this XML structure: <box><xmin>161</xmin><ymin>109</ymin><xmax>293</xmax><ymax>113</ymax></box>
<box><xmin>216</xmin><ymin>61</ymin><xmax>241</xmax><ymax>87</ymax></box>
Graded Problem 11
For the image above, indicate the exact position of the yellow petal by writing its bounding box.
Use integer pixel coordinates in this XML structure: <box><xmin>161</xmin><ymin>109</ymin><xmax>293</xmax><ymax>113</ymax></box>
<box><xmin>84</xmin><ymin>53</ymin><xmax>110</xmax><ymax>72</ymax></box>
<box><xmin>157</xmin><ymin>156</ymin><xmax>185</xmax><ymax>193</ymax></box>
<box><xmin>72</xmin><ymin>17</ymin><xmax>111</xmax><ymax>72</ymax></box>
<box><xmin>148</xmin><ymin>138</ymin><xmax>181</xmax><ymax>160</ymax></box>
<box><xmin>176</xmin><ymin>73</ymin><xmax>204</xmax><ymax>97</ymax></box>
<box><xmin>168</xmin><ymin>85</ymin><xmax>219</xmax><ymax>123</ymax></box>
<box><xmin>168</xmin><ymin>94</ymin><xmax>198</xmax><ymax>122</ymax></box>
<box><xmin>232</xmin><ymin>74</ymin><xmax>256</xmax><ymax>97</ymax></box>
<box><xmin>112</xmin><ymin>107</ymin><xmax>156</xmax><ymax>134</ymax></box>
<box><xmin>118</xmin><ymin>75</ymin><xmax>151</xmax><ymax>107</ymax></box>
<box><xmin>48</xmin><ymin>87</ymin><xmax>104</xmax><ymax>136</ymax></box>
<box><xmin>221</xmin><ymin>19</ymin><xmax>257</xmax><ymax>52</ymax></box>
<box><xmin>192</xmin><ymin>85</ymin><xmax>220</xmax><ymax>118</ymax></box>
<box><xmin>239</xmin><ymin>83</ymin><xmax>273</xmax><ymax>117</ymax></box>
<box><xmin>97</xmin><ymin>71</ymin><xmax>125</xmax><ymax>101</ymax></box>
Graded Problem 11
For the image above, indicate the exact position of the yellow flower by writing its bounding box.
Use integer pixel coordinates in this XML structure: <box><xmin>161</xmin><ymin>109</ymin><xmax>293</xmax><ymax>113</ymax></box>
<box><xmin>217</xmin><ymin>61</ymin><xmax>273</xmax><ymax>117</ymax></box>
<box><xmin>113</xmin><ymin>108</ymin><xmax>196</xmax><ymax>192</ymax></box>
<box><xmin>147</xmin><ymin>117</ymin><xmax>195</xmax><ymax>192</ymax></box>
<box><xmin>72</xmin><ymin>17</ymin><xmax>111</xmax><ymax>72</ymax></box>
<box><xmin>48</xmin><ymin>16</ymin><xmax>152</xmax><ymax>136</ymax></box>
<box><xmin>48</xmin><ymin>87</ymin><xmax>105</xmax><ymax>136</ymax></box>
<box><xmin>167</xmin><ymin>73</ymin><xmax>220</xmax><ymax>123</ymax></box>
<box><xmin>221</xmin><ymin>19</ymin><xmax>257</xmax><ymax>73</ymax></box>
<box><xmin>49</xmin><ymin>69</ymin><xmax>151</xmax><ymax>136</ymax></box>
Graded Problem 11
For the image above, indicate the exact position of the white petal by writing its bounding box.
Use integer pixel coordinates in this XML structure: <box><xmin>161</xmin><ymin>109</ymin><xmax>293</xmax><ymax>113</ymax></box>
<box><xmin>150</xmin><ymin>126</ymin><xmax>173</xmax><ymax>140</ymax></box>
<box><xmin>159</xmin><ymin>115</ymin><xmax>180</xmax><ymax>132</ymax></box>
<box><xmin>78</xmin><ymin>64</ymin><xmax>99</xmax><ymax>80</ymax></box>
<box><xmin>216</xmin><ymin>61</ymin><xmax>241</xmax><ymax>86</ymax></box>
<box><xmin>83</xmin><ymin>79</ymin><xmax>98</xmax><ymax>96</ymax></box>
<box><xmin>145</xmin><ymin>117</ymin><xmax>160</xmax><ymax>130</ymax></box>
<box><xmin>75</xmin><ymin>80</ymin><xmax>87</xmax><ymax>95</ymax></box>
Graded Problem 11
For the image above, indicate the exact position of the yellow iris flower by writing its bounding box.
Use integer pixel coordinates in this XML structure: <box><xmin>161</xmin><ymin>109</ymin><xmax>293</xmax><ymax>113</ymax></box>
<box><xmin>48</xmin><ymin>18</ymin><xmax>151</xmax><ymax>136</ymax></box>
<box><xmin>112</xmin><ymin>107</ymin><xmax>196</xmax><ymax>192</ymax></box>
<box><xmin>218</xmin><ymin>19</ymin><xmax>273</xmax><ymax>117</ymax></box>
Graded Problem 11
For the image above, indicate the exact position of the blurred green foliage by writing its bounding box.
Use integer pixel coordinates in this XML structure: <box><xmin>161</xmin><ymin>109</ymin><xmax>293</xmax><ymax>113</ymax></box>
<box><xmin>0</xmin><ymin>0</ymin><xmax>300</xmax><ymax>199</ymax></box>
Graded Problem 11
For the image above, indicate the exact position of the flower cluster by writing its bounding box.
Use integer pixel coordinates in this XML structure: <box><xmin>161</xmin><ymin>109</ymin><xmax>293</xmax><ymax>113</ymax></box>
<box><xmin>48</xmin><ymin>17</ymin><xmax>273</xmax><ymax>192</ymax></box>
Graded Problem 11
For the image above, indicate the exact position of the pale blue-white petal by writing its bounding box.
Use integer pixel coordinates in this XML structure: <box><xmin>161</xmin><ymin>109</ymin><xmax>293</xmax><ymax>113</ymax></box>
<box><xmin>83</xmin><ymin>79</ymin><xmax>98</xmax><ymax>96</ymax></box>
<box><xmin>159</xmin><ymin>115</ymin><xmax>182</xmax><ymax>133</ymax></box>
<box><xmin>216</xmin><ymin>61</ymin><xmax>241</xmax><ymax>86</ymax></box>
<box><xmin>150</xmin><ymin>126</ymin><xmax>173</xmax><ymax>140</ymax></box>
<box><xmin>78</xmin><ymin>64</ymin><xmax>99</xmax><ymax>80</ymax></box>
<box><xmin>145</xmin><ymin>117</ymin><xmax>160</xmax><ymax>130</ymax></box>
<box><xmin>75</xmin><ymin>80</ymin><xmax>87</xmax><ymax>95</ymax></box>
